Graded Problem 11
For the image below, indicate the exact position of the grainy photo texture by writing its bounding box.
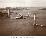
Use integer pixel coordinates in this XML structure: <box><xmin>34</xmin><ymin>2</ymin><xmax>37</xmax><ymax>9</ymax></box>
<box><xmin>0</xmin><ymin>0</ymin><xmax>46</xmax><ymax>36</ymax></box>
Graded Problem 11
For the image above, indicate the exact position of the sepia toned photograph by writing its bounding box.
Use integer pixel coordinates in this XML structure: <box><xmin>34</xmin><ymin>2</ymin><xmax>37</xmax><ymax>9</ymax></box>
<box><xmin>0</xmin><ymin>0</ymin><xmax>46</xmax><ymax>36</ymax></box>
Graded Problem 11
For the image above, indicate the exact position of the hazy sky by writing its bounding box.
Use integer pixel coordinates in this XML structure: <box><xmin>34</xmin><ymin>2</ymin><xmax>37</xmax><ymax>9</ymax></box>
<box><xmin>0</xmin><ymin>0</ymin><xmax>46</xmax><ymax>8</ymax></box>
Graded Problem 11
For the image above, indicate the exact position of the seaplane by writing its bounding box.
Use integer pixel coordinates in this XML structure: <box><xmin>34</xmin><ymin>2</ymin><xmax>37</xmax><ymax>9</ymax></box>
<box><xmin>15</xmin><ymin>12</ymin><xmax>30</xmax><ymax>19</ymax></box>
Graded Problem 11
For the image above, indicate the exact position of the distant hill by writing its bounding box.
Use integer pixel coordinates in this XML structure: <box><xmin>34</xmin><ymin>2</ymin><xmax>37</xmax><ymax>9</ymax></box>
<box><xmin>40</xmin><ymin>8</ymin><xmax>46</xmax><ymax>10</ymax></box>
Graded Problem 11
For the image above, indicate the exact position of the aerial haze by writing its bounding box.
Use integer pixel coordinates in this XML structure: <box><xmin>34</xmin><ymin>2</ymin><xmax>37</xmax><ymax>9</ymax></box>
<box><xmin>0</xmin><ymin>0</ymin><xmax>46</xmax><ymax>8</ymax></box>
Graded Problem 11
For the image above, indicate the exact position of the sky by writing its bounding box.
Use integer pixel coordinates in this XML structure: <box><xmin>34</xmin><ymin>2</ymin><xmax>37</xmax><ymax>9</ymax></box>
<box><xmin>0</xmin><ymin>0</ymin><xmax>46</xmax><ymax>8</ymax></box>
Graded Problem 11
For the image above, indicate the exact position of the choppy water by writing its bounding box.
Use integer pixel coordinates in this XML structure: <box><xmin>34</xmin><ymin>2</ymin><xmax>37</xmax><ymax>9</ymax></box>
<box><xmin>0</xmin><ymin>8</ymin><xmax>46</xmax><ymax>36</ymax></box>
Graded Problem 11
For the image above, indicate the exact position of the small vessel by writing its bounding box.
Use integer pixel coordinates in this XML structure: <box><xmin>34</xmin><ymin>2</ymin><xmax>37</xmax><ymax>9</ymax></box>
<box><xmin>16</xmin><ymin>13</ymin><xmax>23</xmax><ymax>19</ymax></box>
